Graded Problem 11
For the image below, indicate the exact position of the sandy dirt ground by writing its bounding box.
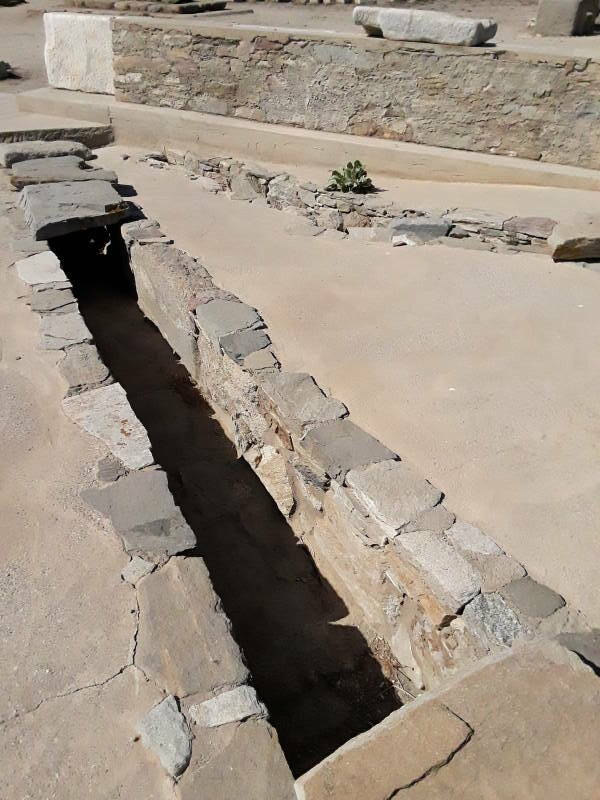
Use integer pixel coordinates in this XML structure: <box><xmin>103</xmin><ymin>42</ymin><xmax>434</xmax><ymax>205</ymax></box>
<box><xmin>95</xmin><ymin>145</ymin><xmax>600</xmax><ymax>626</ymax></box>
<box><xmin>0</xmin><ymin>189</ymin><xmax>172</xmax><ymax>799</ymax></box>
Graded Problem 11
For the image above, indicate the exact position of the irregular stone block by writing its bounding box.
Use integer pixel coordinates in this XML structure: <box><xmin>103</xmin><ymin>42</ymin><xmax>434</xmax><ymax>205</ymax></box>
<box><xmin>252</xmin><ymin>445</ymin><xmax>295</xmax><ymax>516</ymax></box>
<box><xmin>535</xmin><ymin>0</ymin><xmax>599</xmax><ymax>36</ymax></box>
<box><xmin>462</xmin><ymin>591</ymin><xmax>523</xmax><ymax>648</ymax></box>
<box><xmin>346</xmin><ymin>459</ymin><xmax>442</xmax><ymax>536</ymax></box>
<box><xmin>295</xmin><ymin>700</ymin><xmax>471</xmax><ymax>800</ymax></box>
<box><xmin>259</xmin><ymin>372</ymin><xmax>347</xmax><ymax>438</ymax></box>
<box><xmin>30</xmin><ymin>287</ymin><xmax>76</xmax><ymax>314</ymax></box>
<box><xmin>136</xmin><ymin>557</ymin><xmax>248</xmax><ymax>696</ymax></box>
<box><xmin>300</xmin><ymin>419</ymin><xmax>397</xmax><ymax>482</ymax></box>
<box><xmin>0</xmin><ymin>139</ymin><xmax>93</xmax><ymax>168</ymax></box>
<box><xmin>500</xmin><ymin>576</ymin><xmax>565</xmax><ymax>619</ymax></box>
<box><xmin>121</xmin><ymin>555</ymin><xmax>155</xmax><ymax>585</ymax></box>
<box><xmin>82</xmin><ymin>469</ymin><xmax>196</xmax><ymax>556</ymax></box>
<box><xmin>243</xmin><ymin>347</ymin><xmax>280</xmax><ymax>372</ymax></box>
<box><xmin>220</xmin><ymin>328</ymin><xmax>271</xmax><ymax>364</ymax></box>
<box><xmin>15</xmin><ymin>251</ymin><xmax>67</xmax><ymax>286</ymax></box>
<box><xmin>548</xmin><ymin>216</ymin><xmax>600</xmax><ymax>261</ymax></box>
<box><xmin>353</xmin><ymin>7</ymin><xmax>497</xmax><ymax>46</ymax></box>
<box><xmin>137</xmin><ymin>695</ymin><xmax>192</xmax><ymax>778</ymax></box>
<box><xmin>387</xmin><ymin>216</ymin><xmax>450</xmax><ymax>243</ymax></box>
<box><xmin>20</xmin><ymin>180</ymin><xmax>130</xmax><ymax>241</ymax></box>
<box><xmin>97</xmin><ymin>453</ymin><xmax>127</xmax><ymax>483</ymax></box>
<box><xmin>194</xmin><ymin>298</ymin><xmax>263</xmax><ymax>341</ymax></box>
<box><xmin>503</xmin><ymin>216</ymin><xmax>557</xmax><ymax>239</ymax></box>
<box><xmin>39</xmin><ymin>311</ymin><xmax>92</xmax><ymax>350</ymax></box>
<box><xmin>10</xmin><ymin>156</ymin><xmax>118</xmax><ymax>190</ymax></box>
<box><xmin>44</xmin><ymin>12</ymin><xmax>115</xmax><ymax>94</ymax></box>
<box><xmin>59</xmin><ymin>342</ymin><xmax>112</xmax><ymax>395</ymax></box>
<box><xmin>400</xmin><ymin>504</ymin><xmax>455</xmax><ymax>535</ymax></box>
<box><xmin>189</xmin><ymin>686</ymin><xmax>266</xmax><ymax>728</ymax></box>
<box><xmin>445</xmin><ymin>521</ymin><xmax>525</xmax><ymax>592</ymax></box>
<box><xmin>395</xmin><ymin>530</ymin><xmax>481</xmax><ymax>612</ymax></box>
<box><xmin>62</xmin><ymin>383</ymin><xmax>153</xmax><ymax>470</ymax></box>
<box><xmin>446</xmin><ymin>207</ymin><xmax>508</xmax><ymax>230</ymax></box>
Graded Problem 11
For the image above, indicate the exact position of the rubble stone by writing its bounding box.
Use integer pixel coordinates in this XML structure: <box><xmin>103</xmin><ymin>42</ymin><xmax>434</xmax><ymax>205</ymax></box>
<box><xmin>137</xmin><ymin>695</ymin><xmax>192</xmax><ymax>778</ymax></box>
<box><xmin>189</xmin><ymin>686</ymin><xmax>266</xmax><ymax>728</ymax></box>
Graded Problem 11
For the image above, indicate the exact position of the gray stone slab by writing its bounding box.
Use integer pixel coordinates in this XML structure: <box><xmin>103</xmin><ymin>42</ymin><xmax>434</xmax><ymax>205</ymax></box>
<box><xmin>59</xmin><ymin>342</ymin><xmax>112</xmax><ymax>395</ymax></box>
<box><xmin>97</xmin><ymin>454</ymin><xmax>127</xmax><ymax>483</ymax></box>
<box><xmin>446</xmin><ymin>207</ymin><xmax>508</xmax><ymax>230</ymax></box>
<box><xmin>137</xmin><ymin>695</ymin><xmax>192</xmax><ymax>778</ymax></box>
<box><xmin>401</xmin><ymin>505</ymin><xmax>455</xmax><ymax>534</ymax></box>
<box><xmin>121</xmin><ymin>555</ymin><xmax>155</xmax><ymax>585</ymax></box>
<box><xmin>445</xmin><ymin>521</ymin><xmax>502</xmax><ymax>555</ymax></box>
<box><xmin>30</xmin><ymin>287</ymin><xmax>77</xmax><ymax>314</ymax></box>
<box><xmin>346</xmin><ymin>459</ymin><xmax>442</xmax><ymax>535</ymax></box>
<box><xmin>445</xmin><ymin>521</ymin><xmax>526</xmax><ymax>593</ymax></box>
<box><xmin>243</xmin><ymin>347</ymin><xmax>280</xmax><ymax>372</ymax></box>
<box><xmin>0</xmin><ymin>139</ymin><xmax>93</xmax><ymax>168</ymax></box>
<box><xmin>500</xmin><ymin>576</ymin><xmax>565</xmax><ymax>619</ymax></box>
<box><xmin>15</xmin><ymin>251</ymin><xmax>67</xmax><ymax>286</ymax></box>
<box><xmin>548</xmin><ymin>216</ymin><xmax>600</xmax><ymax>261</ymax></box>
<box><xmin>62</xmin><ymin>383</ymin><xmax>153</xmax><ymax>470</ymax></box>
<box><xmin>82</xmin><ymin>468</ymin><xmax>196</xmax><ymax>556</ymax></box>
<box><xmin>300</xmin><ymin>418</ymin><xmax>396</xmax><ymax>481</ymax></box>
<box><xmin>557</xmin><ymin>630</ymin><xmax>600</xmax><ymax>670</ymax></box>
<box><xmin>194</xmin><ymin>298</ymin><xmax>263</xmax><ymax>341</ymax></box>
<box><xmin>354</xmin><ymin>6</ymin><xmax>497</xmax><ymax>45</ymax></box>
<box><xmin>20</xmin><ymin>180</ymin><xmax>130</xmax><ymax>241</ymax></box>
<box><xmin>387</xmin><ymin>216</ymin><xmax>450</xmax><ymax>242</ymax></box>
<box><xmin>462</xmin><ymin>591</ymin><xmax>524</xmax><ymax>648</ymax></box>
<box><xmin>260</xmin><ymin>372</ymin><xmax>348</xmax><ymax>438</ymax></box>
<box><xmin>39</xmin><ymin>311</ymin><xmax>92</xmax><ymax>350</ymax></box>
<box><xmin>220</xmin><ymin>328</ymin><xmax>271</xmax><ymax>364</ymax></box>
<box><xmin>503</xmin><ymin>216</ymin><xmax>556</xmax><ymax>239</ymax></box>
<box><xmin>10</xmin><ymin>155</ymin><xmax>118</xmax><ymax>190</ymax></box>
<box><xmin>189</xmin><ymin>686</ymin><xmax>266</xmax><ymax>728</ymax></box>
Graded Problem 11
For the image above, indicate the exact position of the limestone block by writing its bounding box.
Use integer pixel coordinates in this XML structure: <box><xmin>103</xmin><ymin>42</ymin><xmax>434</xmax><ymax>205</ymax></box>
<box><xmin>137</xmin><ymin>695</ymin><xmax>192</xmax><ymax>778</ymax></box>
<box><xmin>548</xmin><ymin>216</ymin><xmax>600</xmax><ymax>260</ymax></box>
<box><xmin>189</xmin><ymin>686</ymin><xmax>266</xmax><ymax>728</ymax></box>
<box><xmin>0</xmin><ymin>139</ymin><xmax>93</xmax><ymax>168</ymax></box>
<box><xmin>353</xmin><ymin>7</ymin><xmax>498</xmax><ymax>46</ymax></box>
<box><xmin>535</xmin><ymin>0</ymin><xmax>599</xmax><ymax>35</ymax></box>
<box><xmin>44</xmin><ymin>12</ymin><xmax>115</xmax><ymax>94</ymax></box>
<box><xmin>15</xmin><ymin>251</ymin><xmax>67</xmax><ymax>286</ymax></box>
<box><xmin>10</xmin><ymin>156</ymin><xmax>118</xmax><ymax>190</ymax></box>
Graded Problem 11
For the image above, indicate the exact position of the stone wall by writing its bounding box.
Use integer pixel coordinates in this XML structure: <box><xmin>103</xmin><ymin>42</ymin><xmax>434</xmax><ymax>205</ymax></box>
<box><xmin>112</xmin><ymin>18</ymin><xmax>600</xmax><ymax>169</ymax></box>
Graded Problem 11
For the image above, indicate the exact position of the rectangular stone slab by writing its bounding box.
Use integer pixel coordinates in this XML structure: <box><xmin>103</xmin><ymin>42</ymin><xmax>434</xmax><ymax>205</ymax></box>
<box><xmin>19</xmin><ymin>180</ymin><xmax>130</xmax><ymax>240</ymax></box>
<box><xmin>0</xmin><ymin>139</ymin><xmax>93</xmax><ymax>168</ymax></box>
<box><xmin>353</xmin><ymin>7</ymin><xmax>497</xmax><ymax>46</ymax></box>
<box><xmin>10</xmin><ymin>155</ymin><xmax>118</xmax><ymax>190</ymax></box>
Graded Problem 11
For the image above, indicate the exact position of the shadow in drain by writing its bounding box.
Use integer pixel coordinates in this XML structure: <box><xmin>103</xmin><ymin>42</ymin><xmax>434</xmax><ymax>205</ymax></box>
<box><xmin>52</xmin><ymin>228</ymin><xmax>402</xmax><ymax>776</ymax></box>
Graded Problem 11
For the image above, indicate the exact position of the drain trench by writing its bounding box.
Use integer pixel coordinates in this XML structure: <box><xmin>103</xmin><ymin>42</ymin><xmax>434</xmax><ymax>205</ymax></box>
<box><xmin>52</xmin><ymin>228</ymin><xmax>402</xmax><ymax>776</ymax></box>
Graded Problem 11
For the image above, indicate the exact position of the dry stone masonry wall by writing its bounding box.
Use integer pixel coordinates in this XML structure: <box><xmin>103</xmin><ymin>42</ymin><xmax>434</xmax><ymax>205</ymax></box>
<box><xmin>112</xmin><ymin>19</ymin><xmax>600</xmax><ymax>169</ymax></box>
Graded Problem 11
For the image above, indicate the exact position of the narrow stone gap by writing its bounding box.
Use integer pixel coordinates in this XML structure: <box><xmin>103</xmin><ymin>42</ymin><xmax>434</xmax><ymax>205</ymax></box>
<box><xmin>50</xmin><ymin>227</ymin><xmax>403</xmax><ymax>777</ymax></box>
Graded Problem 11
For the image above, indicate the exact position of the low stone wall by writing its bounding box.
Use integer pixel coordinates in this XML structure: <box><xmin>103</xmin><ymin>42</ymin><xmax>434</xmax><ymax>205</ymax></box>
<box><xmin>112</xmin><ymin>17</ymin><xmax>600</xmax><ymax>169</ymax></box>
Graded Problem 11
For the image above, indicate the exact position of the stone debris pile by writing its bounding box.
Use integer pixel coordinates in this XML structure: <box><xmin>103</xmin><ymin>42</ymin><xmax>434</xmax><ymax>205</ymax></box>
<box><xmin>353</xmin><ymin>7</ymin><xmax>498</xmax><ymax>47</ymax></box>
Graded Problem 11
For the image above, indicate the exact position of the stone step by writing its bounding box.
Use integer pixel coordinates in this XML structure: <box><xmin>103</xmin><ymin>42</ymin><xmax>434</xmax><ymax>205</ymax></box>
<box><xmin>296</xmin><ymin>636</ymin><xmax>600</xmax><ymax>799</ymax></box>
<box><xmin>66</xmin><ymin>0</ymin><xmax>227</xmax><ymax>11</ymax></box>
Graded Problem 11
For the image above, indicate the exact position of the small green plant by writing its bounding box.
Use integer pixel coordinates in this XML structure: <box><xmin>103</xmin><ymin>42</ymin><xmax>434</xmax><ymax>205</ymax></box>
<box><xmin>326</xmin><ymin>160</ymin><xmax>375</xmax><ymax>194</ymax></box>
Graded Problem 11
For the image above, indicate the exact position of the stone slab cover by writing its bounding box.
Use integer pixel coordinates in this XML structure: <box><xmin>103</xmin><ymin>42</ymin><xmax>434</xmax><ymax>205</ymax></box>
<box><xmin>44</xmin><ymin>12</ymin><xmax>115</xmax><ymax>94</ymax></box>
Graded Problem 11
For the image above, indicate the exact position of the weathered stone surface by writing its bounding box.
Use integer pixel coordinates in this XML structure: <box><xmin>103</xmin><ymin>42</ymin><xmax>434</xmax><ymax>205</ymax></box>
<box><xmin>30</xmin><ymin>287</ymin><xmax>76</xmax><ymax>314</ymax></box>
<box><xmin>548</xmin><ymin>216</ymin><xmax>600</xmax><ymax>261</ymax></box>
<box><xmin>535</xmin><ymin>0</ymin><xmax>599</xmax><ymax>36</ymax></box>
<box><xmin>194</xmin><ymin>298</ymin><xmax>262</xmax><ymax>341</ymax></box>
<box><xmin>503</xmin><ymin>216</ymin><xmax>556</xmax><ymax>239</ymax></box>
<box><xmin>39</xmin><ymin>311</ymin><xmax>92</xmax><ymax>350</ymax></box>
<box><xmin>387</xmin><ymin>216</ymin><xmax>450</xmax><ymax>242</ymax></box>
<box><xmin>446</xmin><ymin>207</ymin><xmax>508</xmax><ymax>230</ymax></box>
<box><xmin>259</xmin><ymin>372</ymin><xmax>347</xmax><ymax>438</ymax></box>
<box><xmin>462</xmin><ymin>591</ymin><xmax>524</xmax><ymax>648</ymax></box>
<box><xmin>401</xmin><ymin>505</ymin><xmax>455</xmax><ymax>534</ymax></box>
<box><xmin>137</xmin><ymin>695</ymin><xmax>192</xmax><ymax>778</ymax></box>
<box><xmin>45</xmin><ymin>12</ymin><xmax>115</xmax><ymax>94</ymax></box>
<box><xmin>243</xmin><ymin>347</ymin><xmax>279</xmax><ymax>372</ymax></box>
<box><xmin>62</xmin><ymin>383</ymin><xmax>153</xmax><ymax>470</ymax></box>
<box><xmin>121</xmin><ymin>555</ymin><xmax>155</xmax><ymax>585</ymax></box>
<box><xmin>189</xmin><ymin>685</ymin><xmax>265</xmax><ymax>728</ymax></box>
<box><xmin>445</xmin><ymin>521</ymin><xmax>501</xmax><ymax>555</ymax></box>
<box><xmin>220</xmin><ymin>328</ymin><xmax>271</xmax><ymax>364</ymax></box>
<box><xmin>15</xmin><ymin>251</ymin><xmax>67</xmax><ymax>286</ymax></box>
<box><xmin>557</xmin><ymin>630</ymin><xmax>600</xmax><ymax>670</ymax></box>
<box><xmin>354</xmin><ymin>7</ymin><xmax>497</xmax><ymax>46</ymax></box>
<box><xmin>136</xmin><ymin>557</ymin><xmax>248</xmax><ymax>696</ymax></box>
<box><xmin>500</xmin><ymin>576</ymin><xmax>565</xmax><ymax>619</ymax></box>
<box><xmin>10</xmin><ymin>156</ymin><xmax>118</xmax><ymax>190</ymax></box>
<box><xmin>445</xmin><ymin>521</ymin><xmax>525</xmax><ymax>592</ymax></box>
<box><xmin>346</xmin><ymin>459</ymin><xmax>442</xmax><ymax>536</ymax></box>
<box><xmin>300</xmin><ymin>419</ymin><xmax>397</xmax><ymax>482</ymax></box>
<box><xmin>177</xmin><ymin>717</ymin><xmax>294</xmax><ymax>800</ymax></box>
<box><xmin>395</xmin><ymin>531</ymin><xmax>481</xmax><ymax>611</ymax></box>
<box><xmin>0</xmin><ymin>139</ymin><xmax>92</xmax><ymax>168</ymax></box>
<box><xmin>295</xmin><ymin>700</ymin><xmax>471</xmax><ymax>800</ymax></box>
<box><xmin>252</xmin><ymin>445</ymin><xmax>295</xmax><ymax>517</ymax></box>
<box><xmin>59</xmin><ymin>342</ymin><xmax>112</xmax><ymax>395</ymax></box>
<box><xmin>97</xmin><ymin>453</ymin><xmax>127</xmax><ymax>483</ymax></box>
<box><xmin>82</xmin><ymin>469</ymin><xmax>196</xmax><ymax>555</ymax></box>
<box><xmin>20</xmin><ymin>180</ymin><xmax>130</xmax><ymax>241</ymax></box>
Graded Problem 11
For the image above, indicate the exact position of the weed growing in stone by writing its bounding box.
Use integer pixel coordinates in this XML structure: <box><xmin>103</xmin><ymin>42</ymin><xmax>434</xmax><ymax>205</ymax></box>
<box><xmin>326</xmin><ymin>160</ymin><xmax>375</xmax><ymax>194</ymax></box>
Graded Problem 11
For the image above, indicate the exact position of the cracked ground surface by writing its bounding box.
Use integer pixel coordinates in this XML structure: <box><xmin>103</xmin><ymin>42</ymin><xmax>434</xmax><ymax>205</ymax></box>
<box><xmin>0</xmin><ymin>204</ymin><xmax>172</xmax><ymax>799</ymax></box>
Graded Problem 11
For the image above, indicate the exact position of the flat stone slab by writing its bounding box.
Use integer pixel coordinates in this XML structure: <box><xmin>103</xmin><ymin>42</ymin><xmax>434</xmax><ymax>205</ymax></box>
<box><xmin>20</xmin><ymin>180</ymin><xmax>130</xmax><ymax>241</ymax></box>
<box><xmin>500</xmin><ymin>576</ymin><xmax>565</xmax><ymax>619</ymax></box>
<box><xmin>0</xmin><ymin>139</ymin><xmax>93</xmax><ymax>168</ymax></box>
<box><xmin>388</xmin><ymin>216</ymin><xmax>450</xmax><ymax>243</ymax></box>
<box><xmin>346</xmin><ymin>459</ymin><xmax>442</xmax><ymax>535</ymax></box>
<box><xmin>83</xmin><ymin>469</ymin><xmax>196</xmax><ymax>555</ymax></box>
<box><xmin>194</xmin><ymin>298</ymin><xmax>263</xmax><ymax>341</ymax></box>
<box><xmin>503</xmin><ymin>216</ymin><xmax>556</xmax><ymax>239</ymax></box>
<box><xmin>189</xmin><ymin>686</ymin><xmax>265</xmax><ymax>728</ymax></box>
<box><xmin>45</xmin><ymin>12</ymin><xmax>115</xmax><ymax>94</ymax></box>
<box><xmin>62</xmin><ymin>382</ymin><xmax>153</xmax><ymax>470</ymax></box>
<box><xmin>39</xmin><ymin>311</ymin><xmax>92</xmax><ymax>350</ymax></box>
<box><xmin>353</xmin><ymin>7</ymin><xmax>497</xmax><ymax>46</ymax></box>
<box><xmin>220</xmin><ymin>328</ymin><xmax>271</xmax><ymax>364</ymax></box>
<box><xmin>59</xmin><ymin>342</ymin><xmax>112</xmax><ymax>395</ymax></box>
<box><xmin>300</xmin><ymin>418</ymin><xmax>396</xmax><ymax>482</ymax></box>
<box><xmin>30</xmin><ymin>287</ymin><xmax>77</xmax><ymax>314</ymax></box>
<box><xmin>121</xmin><ymin>555</ymin><xmax>155</xmax><ymax>585</ymax></box>
<box><xmin>137</xmin><ymin>695</ymin><xmax>192</xmax><ymax>778</ymax></box>
<box><xmin>445</xmin><ymin>521</ymin><xmax>525</xmax><ymax>592</ymax></box>
<box><xmin>15</xmin><ymin>251</ymin><xmax>68</xmax><ymax>286</ymax></box>
<box><xmin>548</xmin><ymin>216</ymin><xmax>600</xmax><ymax>261</ymax></box>
<box><xmin>10</xmin><ymin>155</ymin><xmax>118</xmax><ymax>190</ymax></box>
<box><xmin>260</xmin><ymin>372</ymin><xmax>348</xmax><ymax>438</ymax></box>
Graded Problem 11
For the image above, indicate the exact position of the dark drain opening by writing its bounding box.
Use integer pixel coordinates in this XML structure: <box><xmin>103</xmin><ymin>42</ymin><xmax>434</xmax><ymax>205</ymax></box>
<box><xmin>51</xmin><ymin>227</ymin><xmax>403</xmax><ymax>776</ymax></box>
